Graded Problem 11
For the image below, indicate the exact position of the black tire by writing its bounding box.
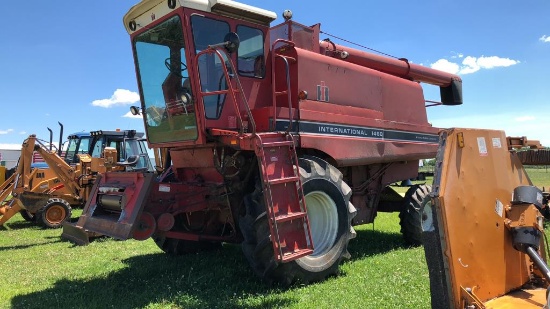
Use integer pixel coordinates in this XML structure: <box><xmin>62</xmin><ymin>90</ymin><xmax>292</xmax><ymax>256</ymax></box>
<box><xmin>20</xmin><ymin>210</ymin><xmax>36</xmax><ymax>222</ymax></box>
<box><xmin>399</xmin><ymin>184</ymin><xmax>432</xmax><ymax>246</ymax></box>
<box><xmin>240</xmin><ymin>157</ymin><xmax>356</xmax><ymax>285</ymax></box>
<box><xmin>152</xmin><ymin>234</ymin><xmax>221</xmax><ymax>255</ymax></box>
<box><xmin>35</xmin><ymin>198</ymin><xmax>72</xmax><ymax>229</ymax></box>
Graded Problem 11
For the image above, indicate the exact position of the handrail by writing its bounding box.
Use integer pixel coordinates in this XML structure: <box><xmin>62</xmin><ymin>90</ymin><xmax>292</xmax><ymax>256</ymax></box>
<box><xmin>276</xmin><ymin>55</ymin><xmax>293</xmax><ymax>132</ymax></box>
<box><xmin>271</xmin><ymin>39</ymin><xmax>296</xmax><ymax>132</ymax></box>
<box><xmin>194</xmin><ymin>48</ymin><xmax>256</xmax><ymax>135</ymax></box>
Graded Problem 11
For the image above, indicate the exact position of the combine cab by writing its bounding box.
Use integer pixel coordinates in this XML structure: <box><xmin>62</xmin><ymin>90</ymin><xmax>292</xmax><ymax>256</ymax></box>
<box><xmin>66</xmin><ymin>0</ymin><xmax>463</xmax><ymax>285</ymax></box>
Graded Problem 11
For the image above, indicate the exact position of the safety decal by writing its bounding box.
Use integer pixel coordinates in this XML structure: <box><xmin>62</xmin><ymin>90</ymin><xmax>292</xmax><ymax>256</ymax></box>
<box><xmin>495</xmin><ymin>199</ymin><xmax>504</xmax><ymax>218</ymax></box>
<box><xmin>492</xmin><ymin>137</ymin><xmax>502</xmax><ymax>148</ymax></box>
<box><xmin>477</xmin><ymin>137</ymin><xmax>488</xmax><ymax>156</ymax></box>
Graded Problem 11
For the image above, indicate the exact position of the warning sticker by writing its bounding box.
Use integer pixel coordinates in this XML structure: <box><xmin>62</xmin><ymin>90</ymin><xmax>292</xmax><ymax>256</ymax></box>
<box><xmin>477</xmin><ymin>137</ymin><xmax>488</xmax><ymax>156</ymax></box>
<box><xmin>492</xmin><ymin>138</ymin><xmax>502</xmax><ymax>148</ymax></box>
<box><xmin>495</xmin><ymin>199</ymin><xmax>504</xmax><ymax>217</ymax></box>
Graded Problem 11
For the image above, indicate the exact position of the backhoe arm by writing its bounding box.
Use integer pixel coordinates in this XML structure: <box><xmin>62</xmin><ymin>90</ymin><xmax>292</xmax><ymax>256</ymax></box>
<box><xmin>29</xmin><ymin>136</ymin><xmax>82</xmax><ymax>198</ymax></box>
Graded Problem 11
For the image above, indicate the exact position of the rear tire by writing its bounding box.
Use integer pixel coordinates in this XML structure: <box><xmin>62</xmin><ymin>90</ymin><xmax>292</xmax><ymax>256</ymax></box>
<box><xmin>35</xmin><ymin>198</ymin><xmax>72</xmax><ymax>229</ymax></box>
<box><xmin>399</xmin><ymin>184</ymin><xmax>432</xmax><ymax>246</ymax></box>
<box><xmin>240</xmin><ymin>157</ymin><xmax>356</xmax><ymax>285</ymax></box>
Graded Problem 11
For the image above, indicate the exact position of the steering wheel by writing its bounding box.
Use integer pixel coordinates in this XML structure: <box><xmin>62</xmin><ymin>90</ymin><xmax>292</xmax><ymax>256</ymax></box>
<box><xmin>164</xmin><ymin>57</ymin><xmax>188</xmax><ymax>78</ymax></box>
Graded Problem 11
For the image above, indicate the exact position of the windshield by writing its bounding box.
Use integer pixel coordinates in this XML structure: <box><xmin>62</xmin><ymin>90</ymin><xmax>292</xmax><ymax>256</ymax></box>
<box><xmin>191</xmin><ymin>15</ymin><xmax>230</xmax><ymax>120</ymax></box>
<box><xmin>126</xmin><ymin>139</ymin><xmax>153</xmax><ymax>171</ymax></box>
<box><xmin>64</xmin><ymin>136</ymin><xmax>91</xmax><ymax>164</ymax></box>
<box><xmin>91</xmin><ymin>136</ymin><xmax>153</xmax><ymax>171</ymax></box>
<box><xmin>134</xmin><ymin>15</ymin><xmax>197</xmax><ymax>144</ymax></box>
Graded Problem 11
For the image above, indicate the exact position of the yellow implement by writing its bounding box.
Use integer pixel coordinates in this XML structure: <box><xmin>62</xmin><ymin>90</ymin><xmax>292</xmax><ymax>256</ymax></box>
<box><xmin>423</xmin><ymin>128</ymin><xmax>549</xmax><ymax>308</ymax></box>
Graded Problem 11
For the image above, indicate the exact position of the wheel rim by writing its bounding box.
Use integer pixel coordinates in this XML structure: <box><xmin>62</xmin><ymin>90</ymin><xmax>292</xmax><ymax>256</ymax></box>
<box><xmin>46</xmin><ymin>205</ymin><xmax>66</xmax><ymax>224</ymax></box>
<box><xmin>305</xmin><ymin>190</ymin><xmax>338</xmax><ymax>256</ymax></box>
<box><xmin>421</xmin><ymin>198</ymin><xmax>434</xmax><ymax>232</ymax></box>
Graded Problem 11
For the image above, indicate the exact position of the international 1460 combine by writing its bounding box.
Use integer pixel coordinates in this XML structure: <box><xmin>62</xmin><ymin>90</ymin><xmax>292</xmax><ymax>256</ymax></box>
<box><xmin>63</xmin><ymin>0</ymin><xmax>463</xmax><ymax>285</ymax></box>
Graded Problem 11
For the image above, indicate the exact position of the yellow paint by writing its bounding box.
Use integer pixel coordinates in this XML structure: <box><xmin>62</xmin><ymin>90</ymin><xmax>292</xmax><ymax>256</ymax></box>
<box><xmin>434</xmin><ymin>128</ymin><xmax>548</xmax><ymax>308</ymax></box>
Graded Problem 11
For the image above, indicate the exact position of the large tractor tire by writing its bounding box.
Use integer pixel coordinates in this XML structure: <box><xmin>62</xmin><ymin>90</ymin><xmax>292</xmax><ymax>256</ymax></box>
<box><xmin>399</xmin><ymin>184</ymin><xmax>432</xmax><ymax>246</ymax></box>
<box><xmin>152</xmin><ymin>234</ymin><xmax>221</xmax><ymax>255</ymax></box>
<box><xmin>35</xmin><ymin>198</ymin><xmax>72</xmax><ymax>229</ymax></box>
<box><xmin>240</xmin><ymin>157</ymin><xmax>357</xmax><ymax>285</ymax></box>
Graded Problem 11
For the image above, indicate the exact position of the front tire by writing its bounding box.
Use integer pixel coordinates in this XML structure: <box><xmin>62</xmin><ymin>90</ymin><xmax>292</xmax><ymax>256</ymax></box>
<box><xmin>240</xmin><ymin>157</ymin><xmax>356</xmax><ymax>285</ymax></box>
<box><xmin>399</xmin><ymin>184</ymin><xmax>432</xmax><ymax>246</ymax></box>
<box><xmin>35</xmin><ymin>198</ymin><xmax>72</xmax><ymax>228</ymax></box>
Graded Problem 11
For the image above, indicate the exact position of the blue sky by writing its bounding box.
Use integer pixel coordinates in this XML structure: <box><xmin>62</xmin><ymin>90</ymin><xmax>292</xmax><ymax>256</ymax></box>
<box><xmin>1</xmin><ymin>0</ymin><xmax>549</xmax><ymax>150</ymax></box>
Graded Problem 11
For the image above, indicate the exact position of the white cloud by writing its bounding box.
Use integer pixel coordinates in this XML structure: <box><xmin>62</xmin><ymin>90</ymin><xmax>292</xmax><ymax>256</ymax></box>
<box><xmin>450</xmin><ymin>52</ymin><xmax>464</xmax><ymax>59</ymax></box>
<box><xmin>122</xmin><ymin>111</ymin><xmax>143</xmax><ymax>119</ymax></box>
<box><xmin>430</xmin><ymin>55</ymin><xmax>519</xmax><ymax>75</ymax></box>
<box><xmin>19</xmin><ymin>131</ymin><xmax>26</xmax><ymax>135</ymax></box>
<box><xmin>430</xmin><ymin>59</ymin><xmax>460</xmax><ymax>74</ymax></box>
<box><xmin>540</xmin><ymin>35</ymin><xmax>550</xmax><ymax>43</ymax></box>
<box><xmin>0</xmin><ymin>129</ymin><xmax>14</xmax><ymax>135</ymax></box>
<box><xmin>92</xmin><ymin>89</ymin><xmax>140</xmax><ymax>108</ymax></box>
<box><xmin>515</xmin><ymin>116</ymin><xmax>535</xmax><ymax>122</ymax></box>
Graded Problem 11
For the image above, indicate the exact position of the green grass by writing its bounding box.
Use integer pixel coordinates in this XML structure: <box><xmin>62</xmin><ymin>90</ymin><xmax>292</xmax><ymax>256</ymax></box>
<box><xmin>1</xmin><ymin>213</ymin><xmax>426</xmax><ymax>309</ymax></box>
<box><xmin>525</xmin><ymin>166</ymin><xmax>550</xmax><ymax>189</ymax></box>
<box><xmin>0</xmin><ymin>168</ymin><xmax>548</xmax><ymax>309</ymax></box>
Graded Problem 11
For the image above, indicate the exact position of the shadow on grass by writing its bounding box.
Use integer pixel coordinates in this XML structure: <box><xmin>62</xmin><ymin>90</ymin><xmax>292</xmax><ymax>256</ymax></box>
<box><xmin>1</xmin><ymin>220</ymin><xmax>40</xmax><ymax>230</ymax></box>
<box><xmin>11</xmin><ymin>244</ymin><xmax>296</xmax><ymax>309</ymax></box>
<box><xmin>10</xmin><ymin>227</ymin><xmax>414</xmax><ymax>308</ymax></box>
<box><xmin>0</xmin><ymin>239</ymin><xmax>63</xmax><ymax>252</ymax></box>
<box><xmin>348</xmin><ymin>228</ymin><xmax>412</xmax><ymax>259</ymax></box>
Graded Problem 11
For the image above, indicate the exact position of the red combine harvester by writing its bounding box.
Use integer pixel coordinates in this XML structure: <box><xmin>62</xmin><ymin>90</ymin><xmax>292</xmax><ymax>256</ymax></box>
<box><xmin>63</xmin><ymin>0</ymin><xmax>462</xmax><ymax>285</ymax></box>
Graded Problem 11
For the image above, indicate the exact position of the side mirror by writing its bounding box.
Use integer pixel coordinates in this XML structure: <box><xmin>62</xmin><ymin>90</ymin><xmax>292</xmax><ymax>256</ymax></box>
<box><xmin>223</xmin><ymin>32</ymin><xmax>240</xmax><ymax>54</ymax></box>
<box><xmin>130</xmin><ymin>106</ymin><xmax>141</xmax><ymax>116</ymax></box>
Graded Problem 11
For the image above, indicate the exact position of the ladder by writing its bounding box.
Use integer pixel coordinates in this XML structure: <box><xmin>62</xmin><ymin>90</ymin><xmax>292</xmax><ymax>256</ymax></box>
<box><xmin>255</xmin><ymin>133</ymin><xmax>314</xmax><ymax>262</ymax></box>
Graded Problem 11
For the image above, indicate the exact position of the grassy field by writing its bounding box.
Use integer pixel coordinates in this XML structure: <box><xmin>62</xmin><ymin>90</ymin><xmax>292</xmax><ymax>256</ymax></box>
<box><xmin>0</xmin><ymin>167</ymin><xmax>548</xmax><ymax>309</ymax></box>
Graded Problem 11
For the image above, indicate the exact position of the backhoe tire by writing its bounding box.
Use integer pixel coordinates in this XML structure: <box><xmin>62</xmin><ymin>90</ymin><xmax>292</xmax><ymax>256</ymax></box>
<box><xmin>399</xmin><ymin>184</ymin><xmax>432</xmax><ymax>246</ymax></box>
<box><xmin>152</xmin><ymin>234</ymin><xmax>221</xmax><ymax>255</ymax></box>
<box><xmin>240</xmin><ymin>157</ymin><xmax>356</xmax><ymax>286</ymax></box>
<box><xmin>35</xmin><ymin>198</ymin><xmax>72</xmax><ymax>229</ymax></box>
<box><xmin>20</xmin><ymin>210</ymin><xmax>36</xmax><ymax>222</ymax></box>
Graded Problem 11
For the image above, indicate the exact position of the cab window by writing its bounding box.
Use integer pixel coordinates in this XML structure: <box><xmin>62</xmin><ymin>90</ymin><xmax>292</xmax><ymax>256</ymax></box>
<box><xmin>237</xmin><ymin>25</ymin><xmax>264</xmax><ymax>78</ymax></box>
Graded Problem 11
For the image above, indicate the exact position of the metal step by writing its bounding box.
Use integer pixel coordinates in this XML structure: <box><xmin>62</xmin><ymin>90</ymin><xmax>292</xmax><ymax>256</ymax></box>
<box><xmin>275</xmin><ymin>211</ymin><xmax>307</xmax><ymax>223</ymax></box>
<box><xmin>281</xmin><ymin>248</ymin><xmax>314</xmax><ymax>262</ymax></box>
<box><xmin>268</xmin><ymin>176</ymin><xmax>300</xmax><ymax>185</ymax></box>
<box><xmin>255</xmin><ymin>133</ymin><xmax>313</xmax><ymax>263</ymax></box>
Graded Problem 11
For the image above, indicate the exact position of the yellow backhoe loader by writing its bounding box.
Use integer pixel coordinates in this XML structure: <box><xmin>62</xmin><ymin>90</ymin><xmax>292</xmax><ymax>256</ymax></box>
<box><xmin>0</xmin><ymin>131</ymin><xmax>152</xmax><ymax>229</ymax></box>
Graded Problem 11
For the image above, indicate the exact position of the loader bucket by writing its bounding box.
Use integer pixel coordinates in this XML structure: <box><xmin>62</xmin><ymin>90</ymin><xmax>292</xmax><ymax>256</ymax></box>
<box><xmin>61</xmin><ymin>222</ymin><xmax>91</xmax><ymax>245</ymax></box>
<box><xmin>61</xmin><ymin>221</ymin><xmax>105</xmax><ymax>245</ymax></box>
<box><xmin>18</xmin><ymin>192</ymin><xmax>51</xmax><ymax>213</ymax></box>
<box><xmin>62</xmin><ymin>172</ymin><xmax>155</xmax><ymax>243</ymax></box>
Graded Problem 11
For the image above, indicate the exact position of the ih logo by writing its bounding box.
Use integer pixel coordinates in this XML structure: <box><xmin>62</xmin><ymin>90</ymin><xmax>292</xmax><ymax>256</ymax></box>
<box><xmin>317</xmin><ymin>81</ymin><xmax>330</xmax><ymax>102</ymax></box>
